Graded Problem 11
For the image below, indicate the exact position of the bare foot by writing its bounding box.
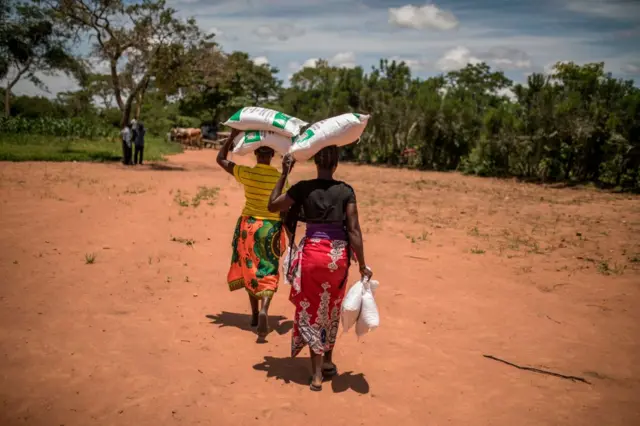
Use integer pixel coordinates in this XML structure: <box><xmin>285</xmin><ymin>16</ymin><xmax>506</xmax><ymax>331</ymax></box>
<box><xmin>257</xmin><ymin>311</ymin><xmax>269</xmax><ymax>337</ymax></box>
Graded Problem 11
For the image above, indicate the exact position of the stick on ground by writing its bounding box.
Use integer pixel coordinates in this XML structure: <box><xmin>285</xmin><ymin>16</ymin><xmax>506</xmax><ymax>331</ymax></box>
<box><xmin>483</xmin><ymin>355</ymin><xmax>591</xmax><ymax>384</ymax></box>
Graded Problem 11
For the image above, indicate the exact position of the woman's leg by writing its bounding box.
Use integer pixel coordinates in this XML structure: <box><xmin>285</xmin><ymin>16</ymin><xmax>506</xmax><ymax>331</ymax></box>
<box><xmin>257</xmin><ymin>295</ymin><xmax>271</xmax><ymax>337</ymax></box>
<box><xmin>310</xmin><ymin>348</ymin><xmax>323</xmax><ymax>389</ymax></box>
<box><xmin>323</xmin><ymin>349</ymin><xmax>337</xmax><ymax>373</ymax></box>
<box><xmin>249</xmin><ymin>294</ymin><xmax>259</xmax><ymax>327</ymax></box>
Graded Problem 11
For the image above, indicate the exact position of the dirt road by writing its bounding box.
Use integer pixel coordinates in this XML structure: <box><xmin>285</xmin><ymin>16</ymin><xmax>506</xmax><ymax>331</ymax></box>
<box><xmin>1</xmin><ymin>151</ymin><xmax>639</xmax><ymax>425</ymax></box>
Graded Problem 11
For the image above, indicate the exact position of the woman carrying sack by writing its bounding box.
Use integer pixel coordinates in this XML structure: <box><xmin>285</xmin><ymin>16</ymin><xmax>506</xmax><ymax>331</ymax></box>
<box><xmin>217</xmin><ymin>129</ymin><xmax>288</xmax><ymax>339</ymax></box>
<box><xmin>268</xmin><ymin>146</ymin><xmax>372</xmax><ymax>391</ymax></box>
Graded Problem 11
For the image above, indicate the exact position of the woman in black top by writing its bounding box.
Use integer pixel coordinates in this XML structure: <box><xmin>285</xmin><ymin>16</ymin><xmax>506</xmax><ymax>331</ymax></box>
<box><xmin>268</xmin><ymin>146</ymin><xmax>372</xmax><ymax>391</ymax></box>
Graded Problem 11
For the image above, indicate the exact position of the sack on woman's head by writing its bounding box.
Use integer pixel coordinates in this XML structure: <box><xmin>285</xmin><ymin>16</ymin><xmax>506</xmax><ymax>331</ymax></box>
<box><xmin>289</xmin><ymin>113</ymin><xmax>370</xmax><ymax>162</ymax></box>
<box><xmin>224</xmin><ymin>107</ymin><xmax>308</xmax><ymax>138</ymax></box>
<box><xmin>231</xmin><ymin>130</ymin><xmax>293</xmax><ymax>155</ymax></box>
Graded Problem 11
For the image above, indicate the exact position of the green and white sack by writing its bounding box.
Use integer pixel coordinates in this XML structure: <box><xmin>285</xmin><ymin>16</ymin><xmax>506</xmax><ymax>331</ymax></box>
<box><xmin>232</xmin><ymin>130</ymin><xmax>293</xmax><ymax>155</ymax></box>
<box><xmin>289</xmin><ymin>113</ymin><xmax>370</xmax><ymax>161</ymax></box>
<box><xmin>224</xmin><ymin>107</ymin><xmax>308</xmax><ymax>138</ymax></box>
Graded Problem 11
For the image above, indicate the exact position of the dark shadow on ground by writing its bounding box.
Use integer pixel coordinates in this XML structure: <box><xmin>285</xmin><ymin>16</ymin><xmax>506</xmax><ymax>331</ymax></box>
<box><xmin>148</xmin><ymin>162</ymin><xmax>187</xmax><ymax>171</ymax></box>
<box><xmin>253</xmin><ymin>356</ymin><xmax>371</xmax><ymax>393</ymax></box>
<box><xmin>331</xmin><ymin>371</ymin><xmax>370</xmax><ymax>394</ymax></box>
<box><xmin>205</xmin><ymin>312</ymin><xmax>293</xmax><ymax>336</ymax></box>
<box><xmin>252</xmin><ymin>356</ymin><xmax>310</xmax><ymax>386</ymax></box>
<box><xmin>86</xmin><ymin>152</ymin><xmax>122</xmax><ymax>162</ymax></box>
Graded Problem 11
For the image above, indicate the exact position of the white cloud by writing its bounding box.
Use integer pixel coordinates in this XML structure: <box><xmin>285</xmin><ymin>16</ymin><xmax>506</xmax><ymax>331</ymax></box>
<box><xmin>621</xmin><ymin>61</ymin><xmax>640</xmax><ymax>74</ymax></box>
<box><xmin>388</xmin><ymin>4</ymin><xmax>459</xmax><ymax>31</ymax></box>
<box><xmin>434</xmin><ymin>46</ymin><xmax>533</xmax><ymax>72</ymax></box>
<box><xmin>329</xmin><ymin>52</ymin><xmax>357</xmax><ymax>68</ymax></box>
<box><xmin>302</xmin><ymin>58</ymin><xmax>319</xmax><ymax>68</ymax></box>
<box><xmin>287</xmin><ymin>58</ymin><xmax>319</xmax><ymax>73</ymax></box>
<box><xmin>436</xmin><ymin>46</ymin><xmax>481</xmax><ymax>71</ymax></box>
<box><xmin>483</xmin><ymin>47</ymin><xmax>532</xmax><ymax>70</ymax></box>
<box><xmin>289</xmin><ymin>52</ymin><xmax>357</xmax><ymax>73</ymax></box>
<box><xmin>252</xmin><ymin>56</ymin><xmax>270</xmax><ymax>66</ymax></box>
<box><xmin>543</xmin><ymin>60</ymin><xmax>570</xmax><ymax>75</ymax></box>
<box><xmin>253</xmin><ymin>23</ymin><xmax>305</xmax><ymax>41</ymax></box>
<box><xmin>565</xmin><ymin>0</ymin><xmax>640</xmax><ymax>21</ymax></box>
<box><xmin>496</xmin><ymin>87</ymin><xmax>517</xmax><ymax>102</ymax></box>
<box><xmin>390</xmin><ymin>56</ymin><xmax>430</xmax><ymax>71</ymax></box>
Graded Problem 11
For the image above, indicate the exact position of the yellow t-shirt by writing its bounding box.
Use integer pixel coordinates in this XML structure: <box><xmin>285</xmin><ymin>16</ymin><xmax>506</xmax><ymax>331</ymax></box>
<box><xmin>233</xmin><ymin>164</ymin><xmax>286</xmax><ymax>221</ymax></box>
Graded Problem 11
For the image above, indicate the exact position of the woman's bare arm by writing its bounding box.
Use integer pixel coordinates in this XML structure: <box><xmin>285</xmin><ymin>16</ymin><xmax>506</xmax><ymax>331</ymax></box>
<box><xmin>346</xmin><ymin>202</ymin><xmax>372</xmax><ymax>279</ymax></box>
<box><xmin>268</xmin><ymin>154</ymin><xmax>295</xmax><ymax>213</ymax></box>
<box><xmin>216</xmin><ymin>129</ymin><xmax>240</xmax><ymax>175</ymax></box>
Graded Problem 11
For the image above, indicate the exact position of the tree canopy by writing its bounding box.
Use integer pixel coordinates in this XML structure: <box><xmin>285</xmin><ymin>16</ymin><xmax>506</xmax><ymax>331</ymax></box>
<box><xmin>2</xmin><ymin>0</ymin><xmax>639</xmax><ymax>191</ymax></box>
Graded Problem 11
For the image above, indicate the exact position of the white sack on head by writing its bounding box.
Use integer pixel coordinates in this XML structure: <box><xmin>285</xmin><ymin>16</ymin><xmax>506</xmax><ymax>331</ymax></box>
<box><xmin>289</xmin><ymin>113</ymin><xmax>370</xmax><ymax>161</ymax></box>
<box><xmin>224</xmin><ymin>107</ymin><xmax>308</xmax><ymax>137</ymax></box>
<box><xmin>232</xmin><ymin>130</ymin><xmax>293</xmax><ymax>155</ymax></box>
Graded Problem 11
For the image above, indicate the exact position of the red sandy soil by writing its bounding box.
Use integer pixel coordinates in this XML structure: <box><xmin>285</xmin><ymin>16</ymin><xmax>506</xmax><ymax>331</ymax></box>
<box><xmin>1</xmin><ymin>150</ymin><xmax>639</xmax><ymax>426</ymax></box>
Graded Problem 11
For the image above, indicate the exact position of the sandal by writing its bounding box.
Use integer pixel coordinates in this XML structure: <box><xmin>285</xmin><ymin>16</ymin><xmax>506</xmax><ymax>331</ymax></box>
<box><xmin>309</xmin><ymin>376</ymin><xmax>322</xmax><ymax>392</ymax></box>
<box><xmin>322</xmin><ymin>365</ymin><xmax>338</xmax><ymax>378</ymax></box>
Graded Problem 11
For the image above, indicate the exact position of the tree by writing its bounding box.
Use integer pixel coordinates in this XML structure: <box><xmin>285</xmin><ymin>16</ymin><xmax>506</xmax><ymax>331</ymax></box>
<box><xmin>49</xmin><ymin>0</ymin><xmax>210</xmax><ymax>126</ymax></box>
<box><xmin>1</xmin><ymin>0</ymin><xmax>81</xmax><ymax>116</ymax></box>
<box><xmin>179</xmin><ymin>50</ymin><xmax>281</xmax><ymax>127</ymax></box>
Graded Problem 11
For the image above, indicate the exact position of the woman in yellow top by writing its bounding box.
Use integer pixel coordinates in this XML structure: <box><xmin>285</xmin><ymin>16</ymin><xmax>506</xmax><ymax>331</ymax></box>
<box><xmin>217</xmin><ymin>129</ymin><xmax>287</xmax><ymax>338</ymax></box>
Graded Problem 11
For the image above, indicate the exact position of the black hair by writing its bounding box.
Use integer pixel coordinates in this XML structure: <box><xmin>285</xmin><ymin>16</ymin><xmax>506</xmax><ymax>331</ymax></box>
<box><xmin>314</xmin><ymin>145</ymin><xmax>339</xmax><ymax>169</ymax></box>
<box><xmin>255</xmin><ymin>147</ymin><xmax>275</xmax><ymax>156</ymax></box>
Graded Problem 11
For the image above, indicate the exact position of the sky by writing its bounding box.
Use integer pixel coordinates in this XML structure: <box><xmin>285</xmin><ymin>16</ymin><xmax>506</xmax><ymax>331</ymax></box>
<box><xmin>7</xmin><ymin>0</ymin><xmax>640</xmax><ymax>98</ymax></box>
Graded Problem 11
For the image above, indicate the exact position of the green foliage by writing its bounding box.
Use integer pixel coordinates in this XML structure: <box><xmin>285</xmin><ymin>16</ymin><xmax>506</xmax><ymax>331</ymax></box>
<box><xmin>3</xmin><ymin>2</ymin><xmax>638</xmax><ymax>192</ymax></box>
<box><xmin>0</xmin><ymin>133</ymin><xmax>181</xmax><ymax>162</ymax></box>
<box><xmin>2</xmin><ymin>0</ymin><xmax>82</xmax><ymax>115</ymax></box>
<box><xmin>0</xmin><ymin>116</ymin><xmax>114</xmax><ymax>138</ymax></box>
<box><xmin>278</xmin><ymin>60</ymin><xmax>639</xmax><ymax>191</ymax></box>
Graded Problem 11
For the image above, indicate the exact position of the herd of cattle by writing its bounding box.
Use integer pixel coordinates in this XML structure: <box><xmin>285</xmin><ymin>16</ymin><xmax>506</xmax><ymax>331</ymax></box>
<box><xmin>168</xmin><ymin>127</ymin><xmax>204</xmax><ymax>149</ymax></box>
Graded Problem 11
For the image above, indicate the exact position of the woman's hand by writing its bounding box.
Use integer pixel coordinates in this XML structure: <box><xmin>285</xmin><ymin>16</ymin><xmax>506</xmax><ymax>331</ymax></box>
<box><xmin>360</xmin><ymin>265</ymin><xmax>373</xmax><ymax>281</ymax></box>
<box><xmin>282</xmin><ymin>154</ymin><xmax>295</xmax><ymax>175</ymax></box>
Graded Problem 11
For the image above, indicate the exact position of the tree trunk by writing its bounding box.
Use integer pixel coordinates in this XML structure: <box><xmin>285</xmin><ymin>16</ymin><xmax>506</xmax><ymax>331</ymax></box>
<box><xmin>4</xmin><ymin>87</ymin><xmax>10</xmax><ymax>117</ymax></box>
<box><xmin>134</xmin><ymin>100</ymin><xmax>142</xmax><ymax>120</ymax></box>
<box><xmin>134</xmin><ymin>78</ymin><xmax>150</xmax><ymax>120</ymax></box>
<box><xmin>121</xmin><ymin>97</ymin><xmax>134</xmax><ymax>128</ymax></box>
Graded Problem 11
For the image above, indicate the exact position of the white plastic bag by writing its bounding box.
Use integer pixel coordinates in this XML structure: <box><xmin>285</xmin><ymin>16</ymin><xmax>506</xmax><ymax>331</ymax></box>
<box><xmin>232</xmin><ymin>130</ymin><xmax>293</xmax><ymax>155</ymax></box>
<box><xmin>289</xmin><ymin>113</ymin><xmax>370</xmax><ymax>161</ymax></box>
<box><xmin>341</xmin><ymin>278</ymin><xmax>379</xmax><ymax>333</ymax></box>
<box><xmin>355</xmin><ymin>280</ymin><xmax>380</xmax><ymax>338</ymax></box>
<box><xmin>224</xmin><ymin>107</ymin><xmax>308</xmax><ymax>137</ymax></box>
<box><xmin>341</xmin><ymin>280</ymin><xmax>363</xmax><ymax>332</ymax></box>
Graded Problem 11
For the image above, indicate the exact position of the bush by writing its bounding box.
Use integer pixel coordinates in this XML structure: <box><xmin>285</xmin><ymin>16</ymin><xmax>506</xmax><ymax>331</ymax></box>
<box><xmin>0</xmin><ymin>117</ymin><xmax>115</xmax><ymax>139</ymax></box>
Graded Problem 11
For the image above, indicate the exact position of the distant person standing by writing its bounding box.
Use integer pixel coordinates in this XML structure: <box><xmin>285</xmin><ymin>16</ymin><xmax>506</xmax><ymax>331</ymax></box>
<box><xmin>134</xmin><ymin>121</ymin><xmax>146</xmax><ymax>165</ymax></box>
<box><xmin>121</xmin><ymin>124</ymin><xmax>132</xmax><ymax>165</ymax></box>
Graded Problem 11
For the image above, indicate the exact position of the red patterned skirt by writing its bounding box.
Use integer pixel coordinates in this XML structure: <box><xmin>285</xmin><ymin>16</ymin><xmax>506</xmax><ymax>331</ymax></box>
<box><xmin>288</xmin><ymin>235</ymin><xmax>350</xmax><ymax>357</ymax></box>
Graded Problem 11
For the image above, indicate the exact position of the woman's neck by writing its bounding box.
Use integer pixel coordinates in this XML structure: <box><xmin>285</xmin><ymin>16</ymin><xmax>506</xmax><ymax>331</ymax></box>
<box><xmin>317</xmin><ymin>169</ymin><xmax>334</xmax><ymax>180</ymax></box>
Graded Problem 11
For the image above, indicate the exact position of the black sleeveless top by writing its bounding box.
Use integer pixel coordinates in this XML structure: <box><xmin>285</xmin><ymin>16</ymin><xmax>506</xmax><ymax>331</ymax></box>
<box><xmin>286</xmin><ymin>179</ymin><xmax>356</xmax><ymax>224</ymax></box>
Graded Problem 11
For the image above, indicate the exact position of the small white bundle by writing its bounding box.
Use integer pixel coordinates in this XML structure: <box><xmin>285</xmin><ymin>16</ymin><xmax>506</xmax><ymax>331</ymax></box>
<box><xmin>224</xmin><ymin>107</ymin><xmax>308</xmax><ymax>137</ymax></box>
<box><xmin>355</xmin><ymin>280</ymin><xmax>380</xmax><ymax>338</ymax></box>
<box><xmin>289</xmin><ymin>113</ymin><xmax>370</xmax><ymax>161</ymax></box>
<box><xmin>232</xmin><ymin>130</ymin><xmax>293</xmax><ymax>155</ymax></box>
<box><xmin>341</xmin><ymin>278</ymin><xmax>379</xmax><ymax>334</ymax></box>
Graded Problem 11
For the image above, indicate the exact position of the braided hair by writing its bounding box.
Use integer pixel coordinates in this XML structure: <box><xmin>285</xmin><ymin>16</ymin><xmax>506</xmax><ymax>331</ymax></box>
<box><xmin>314</xmin><ymin>145</ymin><xmax>339</xmax><ymax>170</ymax></box>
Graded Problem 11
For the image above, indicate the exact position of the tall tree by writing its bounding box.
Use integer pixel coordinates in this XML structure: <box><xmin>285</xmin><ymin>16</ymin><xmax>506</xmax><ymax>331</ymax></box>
<box><xmin>1</xmin><ymin>0</ymin><xmax>81</xmax><ymax>116</ymax></box>
<box><xmin>49</xmin><ymin>0</ymin><xmax>209</xmax><ymax>126</ymax></box>
<box><xmin>179</xmin><ymin>50</ymin><xmax>280</xmax><ymax>126</ymax></box>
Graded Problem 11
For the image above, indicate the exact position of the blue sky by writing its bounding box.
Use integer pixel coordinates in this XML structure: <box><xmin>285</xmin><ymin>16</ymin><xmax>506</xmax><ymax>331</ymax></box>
<box><xmin>9</xmin><ymin>0</ymin><xmax>640</xmax><ymax>97</ymax></box>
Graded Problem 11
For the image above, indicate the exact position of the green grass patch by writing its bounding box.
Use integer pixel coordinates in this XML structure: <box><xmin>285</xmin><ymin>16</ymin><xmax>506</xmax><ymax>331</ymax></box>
<box><xmin>0</xmin><ymin>133</ymin><xmax>182</xmax><ymax>162</ymax></box>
